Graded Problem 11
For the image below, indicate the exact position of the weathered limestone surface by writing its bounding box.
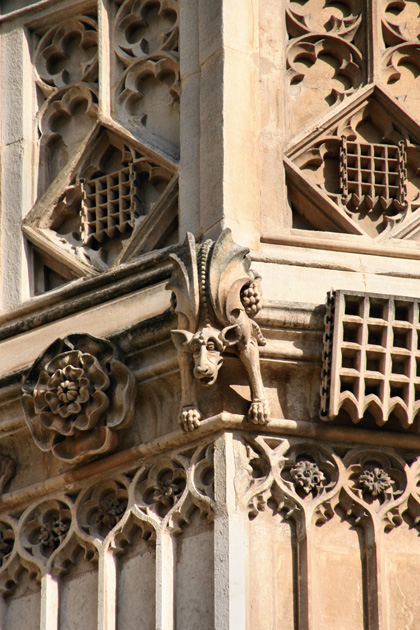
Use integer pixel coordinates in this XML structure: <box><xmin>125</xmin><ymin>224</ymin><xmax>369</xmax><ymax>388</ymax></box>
<box><xmin>2</xmin><ymin>0</ymin><xmax>420</xmax><ymax>629</ymax></box>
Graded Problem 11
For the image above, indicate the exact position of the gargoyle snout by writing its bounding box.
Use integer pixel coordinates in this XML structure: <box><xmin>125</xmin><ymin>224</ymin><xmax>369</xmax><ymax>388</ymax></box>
<box><xmin>194</xmin><ymin>348</ymin><xmax>210</xmax><ymax>376</ymax></box>
<box><xmin>195</xmin><ymin>363</ymin><xmax>209</xmax><ymax>375</ymax></box>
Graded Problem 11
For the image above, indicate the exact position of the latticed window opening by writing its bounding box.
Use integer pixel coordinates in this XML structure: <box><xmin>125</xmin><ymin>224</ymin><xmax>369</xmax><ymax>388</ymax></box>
<box><xmin>339</xmin><ymin>138</ymin><xmax>407</xmax><ymax>214</ymax></box>
<box><xmin>321</xmin><ymin>290</ymin><xmax>420</xmax><ymax>428</ymax></box>
<box><xmin>81</xmin><ymin>162</ymin><xmax>137</xmax><ymax>247</ymax></box>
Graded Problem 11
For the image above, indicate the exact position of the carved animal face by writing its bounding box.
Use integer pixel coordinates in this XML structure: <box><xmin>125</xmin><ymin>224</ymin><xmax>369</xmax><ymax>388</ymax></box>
<box><xmin>171</xmin><ymin>324</ymin><xmax>241</xmax><ymax>386</ymax></box>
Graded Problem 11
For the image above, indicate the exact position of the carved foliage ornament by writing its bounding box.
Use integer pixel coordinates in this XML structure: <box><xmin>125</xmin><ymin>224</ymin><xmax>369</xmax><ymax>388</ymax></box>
<box><xmin>0</xmin><ymin>441</ymin><xmax>213</xmax><ymax>592</ymax></box>
<box><xmin>133</xmin><ymin>442</ymin><xmax>214</xmax><ymax>533</ymax></box>
<box><xmin>382</xmin><ymin>1</ymin><xmax>420</xmax><ymax>115</ymax></box>
<box><xmin>22</xmin><ymin>334</ymin><xmax>135</xmax><ymax>463</ymax></box>
<box><xmin>244</xmin><ymin>438</ymin><xmax>341</xmax><ymax>523</ymax></box>
<box><xmin>167</xmin><ymin>229</ymin><xmax>269</xmax><ymax>431</ymax></box>
<box><xmin>77</xmin><ymin>478</ymin><xmax>129</xmax><ymax>539</ymax></box>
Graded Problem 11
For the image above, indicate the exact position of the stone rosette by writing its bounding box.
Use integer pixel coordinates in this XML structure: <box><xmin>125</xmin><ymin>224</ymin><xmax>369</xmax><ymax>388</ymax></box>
<box><xmin>22</xmin><ymin>334</ymin><xmax>135</xmax><ymax>464</ymax></box>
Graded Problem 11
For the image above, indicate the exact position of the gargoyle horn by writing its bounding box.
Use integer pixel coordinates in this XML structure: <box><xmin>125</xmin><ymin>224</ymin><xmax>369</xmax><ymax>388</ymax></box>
<box><xmin>167</xmin><ymin>232</ymin><xmax>200</xmax><ymax>332</ymax></box>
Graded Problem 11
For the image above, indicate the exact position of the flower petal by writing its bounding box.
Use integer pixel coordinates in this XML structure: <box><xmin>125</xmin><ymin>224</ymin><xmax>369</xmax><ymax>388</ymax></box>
<box><xmin>75</xmin><ymin>391</ymin><xmax>109</xmax><ymax>430</ymax></box>
<box><xmin>53</xmin><ymin>427</ymin><xmax>117</xmax><ymax>463</ymax></box>
<box><xmin>48</xmin><ymin>370</ymin><xmax>64</xmax><ymax>389</ymax></box>
<box><xmin>45</xmin><ymin>392</ymin><xmax>60</xmax><ymax>414</ymax></box>
<box><xmin>78</xmin><ymin>378</ymin><xmax>91</xmax><ymax>404</ymax></box>
<box><xmin>57</xmin><ymin>401</ymin><xmax>81</xmax><ymax>418</ymax></box>
<box><xmin>33</xmin><ymin>371</ymin><xmax>51</xmax><ymax>413</ymax></box>
<box><xmin>23</xmin><ymin>409</ymin><xmax>56</xmax><ymax>452</ymax></box>
<box><xmin>47</xmin><ymin>351</ymin><xmax>81</xmax><ymax>374</ymax></box>
<box><xmin>46</xmin><ymin>413</ymin><xmax>77</xmax><ymax>436</ymax></box>
<box><xmin>64</xmin><ymin>365</ymin><xmax>84</xmax><ymax>382</ymax></box>
<box><xmin>81</xmin><ymin>354</ymin><xmax>110</xmax><ymax>391</ymax></box>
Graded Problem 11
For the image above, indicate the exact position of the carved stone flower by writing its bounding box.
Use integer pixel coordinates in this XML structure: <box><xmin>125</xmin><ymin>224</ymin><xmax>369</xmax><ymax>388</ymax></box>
<box><xmin>94</xmin><ymin>495</ymin><xmax>127</xmax><ymax>531</ymax></box>
<box><xmin>22</xmin><ymin>334</ymin><xmax>135</xmax><ymax>463</ymax></box>
<box><xmin>359</xmin><ymin>467</ymin><xmax>392</xmax><ymax>496</ymax></box>
<box><xmin>22</xmin><ymin>500</ymin><xmax>72</xmax><ymax>562</ymax></box>
<box><xmin>153</xmin><ymin>478</ymin><xmax>184</xmax><ymax>507</ymax></box>
<box><xmin>77</xmin><ymin>480</ymin><xmax>128</xmax><ymax>539</ymax></box>
<box><xmin>136</xmin><ymin>459</ymin><xmax>186</xmax><ymax>518</ymax></box>
<box><xmin>38</xmin><ymin>517</ymin><xmax>70</xmax><ymax>549</ymax></box>
<box><xmin>290</xmin><ymin>460</ymin><xmax>326</xmax><ymax>494</ymax></box>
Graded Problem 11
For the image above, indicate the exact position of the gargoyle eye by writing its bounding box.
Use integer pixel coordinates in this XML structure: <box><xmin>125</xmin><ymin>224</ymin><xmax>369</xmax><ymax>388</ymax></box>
<box><xmin>206</xmin><ymin>341</ymin><xmax>216</xmax><ymax>352</ymax></box>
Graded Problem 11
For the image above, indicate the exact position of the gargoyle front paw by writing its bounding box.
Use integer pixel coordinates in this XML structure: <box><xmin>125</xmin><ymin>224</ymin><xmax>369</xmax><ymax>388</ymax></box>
<box><xmin>180</xmin><ymin>407</ymin><xmax>201</xmax><ymax>432</ymax></box>
<box><xmin>248</xmin><ymin>400</ymin><xmax>270</xmax><ymax>425</ymax></box>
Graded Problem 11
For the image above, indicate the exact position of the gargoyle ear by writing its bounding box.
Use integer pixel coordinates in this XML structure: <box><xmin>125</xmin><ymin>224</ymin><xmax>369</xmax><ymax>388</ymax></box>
<box><xmin>171</xmin><ymin>329</ymin><xmax>194</xmax><ymax>351</ymax></box>
<box><xmin>219</xmin><ymin>324</ymin><xmax>241</xmax><ymax>347</ymax></box>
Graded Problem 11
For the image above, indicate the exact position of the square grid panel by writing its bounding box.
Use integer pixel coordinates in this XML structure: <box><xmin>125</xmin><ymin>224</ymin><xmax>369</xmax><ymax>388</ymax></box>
<box><xmin>81</xmin><ymin>163</ymin><xmax>136</xmax><ymax>246</ymax></box>
<box><xmin>340</xmin><ymin>138</ymin><xmax>407</xmax><ymax>210</ymax></box>
<box><xmin>321</xmin><ymin>290</ymin><xmax>420</xmax><ymax>427</ymax></box>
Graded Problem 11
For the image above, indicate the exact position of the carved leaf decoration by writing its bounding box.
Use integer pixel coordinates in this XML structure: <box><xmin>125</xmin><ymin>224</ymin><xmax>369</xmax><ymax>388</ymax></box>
<box><xmin>208</xmin><ymin>228</ymin><xmax>254</xmax><ymax>326</ymax></box>
<box><xmin>340</xmin><ymin>449</ymin><xmax>409</xmax><ymax>531</ymax></box>
<box><xmin>166</xmin><ymin>232</ymin><xmax>200</xmax><ymax>331</ymax></box>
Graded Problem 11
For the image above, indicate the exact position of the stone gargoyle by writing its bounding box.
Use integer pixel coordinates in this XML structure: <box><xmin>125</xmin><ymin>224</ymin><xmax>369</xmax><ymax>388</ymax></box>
<box><xmin>167</xmin><ymin>228</ymin><xmax>270</xmax><ymax>431</ymax></box>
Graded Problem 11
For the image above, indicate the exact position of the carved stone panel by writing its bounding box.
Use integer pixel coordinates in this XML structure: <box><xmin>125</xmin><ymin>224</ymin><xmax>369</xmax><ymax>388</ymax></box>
<box><xmin>286</xmin><ymin>0</ymin><xmax>364</xmax><ymax>135</ymax></box>
<box><xmin>286</xmin><ymin>91</ymin><xmax>420</xmax><ymax>240</ymax></box>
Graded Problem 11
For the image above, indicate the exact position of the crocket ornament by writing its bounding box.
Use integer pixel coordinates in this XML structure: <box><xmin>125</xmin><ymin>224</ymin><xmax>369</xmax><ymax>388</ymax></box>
<box><xmin>167</xmin><ymin>229</ymin><xmax>270</xmax><ymax>431</ymax></box>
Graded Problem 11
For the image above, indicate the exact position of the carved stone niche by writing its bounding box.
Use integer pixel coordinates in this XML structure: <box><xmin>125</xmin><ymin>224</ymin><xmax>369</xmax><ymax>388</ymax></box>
<box><xmin>167</xmin><ymin>229</ymin><xmax>270</xmax><ymax>431</ymax></box>
<box><xmin>21</xmin><ymin>334</ymin><xmax>135</xmax><ymax>464</ymax></box>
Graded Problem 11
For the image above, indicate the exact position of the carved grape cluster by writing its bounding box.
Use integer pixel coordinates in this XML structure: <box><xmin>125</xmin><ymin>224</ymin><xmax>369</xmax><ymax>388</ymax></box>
<box><xmin>241</xmin><ymin>282</ymin><xmax>262</xmax><ymax>316</ymax></box>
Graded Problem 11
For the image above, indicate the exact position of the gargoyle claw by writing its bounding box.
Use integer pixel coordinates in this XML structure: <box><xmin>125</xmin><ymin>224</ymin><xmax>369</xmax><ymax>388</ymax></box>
<box><xmin>248</xmin><ymin>400</ymin><xmax>270</xmax><ymax>425</ymax></box>
<box><xmin>180</xmin><ymin>407</ymin><xmax>201</xmax><ymax>432</ymax></box>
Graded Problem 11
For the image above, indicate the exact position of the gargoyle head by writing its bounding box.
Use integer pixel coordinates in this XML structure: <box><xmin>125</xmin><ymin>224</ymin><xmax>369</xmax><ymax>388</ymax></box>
<box><xmin>171</xmin><ymin>324</ymin><xmax>241</xmax><ymax>386</ymax></box>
